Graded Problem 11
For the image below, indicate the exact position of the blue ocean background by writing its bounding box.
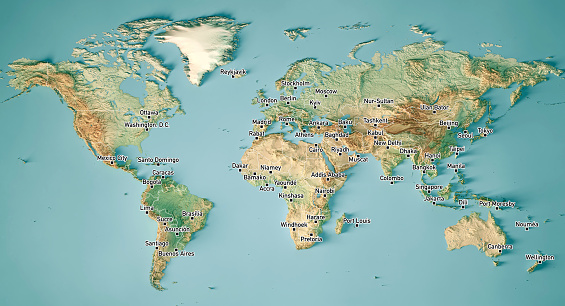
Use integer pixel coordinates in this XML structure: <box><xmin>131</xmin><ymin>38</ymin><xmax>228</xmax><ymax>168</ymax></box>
<box><xmin>0</xmin><ymin>0</ymin><xmax>564</xmax><ymax>305</ymax></box>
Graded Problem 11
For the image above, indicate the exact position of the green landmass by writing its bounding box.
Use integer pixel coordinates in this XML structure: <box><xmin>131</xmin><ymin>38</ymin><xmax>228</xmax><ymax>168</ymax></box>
<box><xmin>142</xmin><ymin>177</ymin><xmax>213</xmax><ymax>290</ymax></box>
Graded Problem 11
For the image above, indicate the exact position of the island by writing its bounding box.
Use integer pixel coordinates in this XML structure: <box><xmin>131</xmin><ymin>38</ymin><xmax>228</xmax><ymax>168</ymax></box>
<box><xmin>444</xmin><ymin>212</ymin><xmax>507</xmax><ymax>258</ymax></box>
<box><xmin>283</xmin><ymin>28</ymin><xmax>310</xmax><ymax>41</ymax></box>
<box><xmin>155</xmin><ymin>16</ymin><xmax>248</xmax><ymax>86</ymax></box>
<box><xmin>335</xmin><ymin>214</ymin><xmax>346</xmax><ymax>234</ymax></box>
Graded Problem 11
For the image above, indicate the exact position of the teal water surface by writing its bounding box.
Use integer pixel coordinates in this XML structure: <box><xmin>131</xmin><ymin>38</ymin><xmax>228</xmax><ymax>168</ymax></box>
<box><xmin>0</xmin><ymin>0</ymin><xmax>564</xmax><ymax>305</ymax></box>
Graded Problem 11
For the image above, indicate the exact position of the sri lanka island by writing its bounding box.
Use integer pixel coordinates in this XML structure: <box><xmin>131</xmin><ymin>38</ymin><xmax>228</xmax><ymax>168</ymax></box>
<box><xmin>241</xmin><ymin>37</ymin><xmax>560</xmax><ymax>250</ymax></box>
